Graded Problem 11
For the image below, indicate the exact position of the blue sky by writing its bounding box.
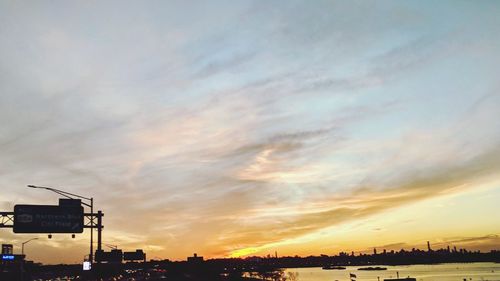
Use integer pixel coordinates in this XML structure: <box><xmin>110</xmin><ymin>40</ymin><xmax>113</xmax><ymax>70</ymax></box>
<box><xmin>0</xmin><ymin>0</ymin><xmax>499</xmax><ymax>263</ymax></box>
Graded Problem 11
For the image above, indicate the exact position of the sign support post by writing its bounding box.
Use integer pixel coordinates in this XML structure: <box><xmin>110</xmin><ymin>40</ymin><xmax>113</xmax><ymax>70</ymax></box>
<box><xmin>97</xmin><ymin>211</ymin><xmax>103</xmax><ymax>262</ymax></box>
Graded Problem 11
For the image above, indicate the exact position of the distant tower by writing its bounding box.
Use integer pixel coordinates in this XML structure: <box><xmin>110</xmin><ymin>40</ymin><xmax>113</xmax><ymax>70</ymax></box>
<box><xmin>373</xmin><ymin>248</ymin><xmax>377</xmax><ymax>255</ymax></box>
<box><xmin>275</xmin><ymin>251</ymin><xmax>278</xmax><ymax>258</ymax></box>
<box><xmin>427</xmin><ymin>241</ymin><xmax>431</xmax><ymax>252</ymax></box>
<box><xmin>447</xmin><ymin>245</ymin><xmax>450</xmax><ymax>252</ymax></box>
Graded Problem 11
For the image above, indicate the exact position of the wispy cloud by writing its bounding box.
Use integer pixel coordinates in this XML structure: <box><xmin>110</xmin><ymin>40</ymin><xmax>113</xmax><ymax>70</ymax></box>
<box><xmin>0</xmin><ymin>0</ymin><xmax>499</xmax><ymax>263</ymax></box>
<box><xmin>209</xmin><ymin>146</ymin><xmax>500</xmax><ymax>256</ymax></box>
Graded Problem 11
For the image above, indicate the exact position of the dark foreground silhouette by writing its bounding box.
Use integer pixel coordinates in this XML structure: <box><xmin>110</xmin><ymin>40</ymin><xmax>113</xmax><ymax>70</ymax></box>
<box><xmin>2</xmin><ymin>247</ymin><xmax>499</xmax><ymax>280</ymax></box>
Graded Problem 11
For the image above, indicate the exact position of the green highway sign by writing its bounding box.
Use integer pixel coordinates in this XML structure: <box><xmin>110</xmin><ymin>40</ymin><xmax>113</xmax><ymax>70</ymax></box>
<box><xmin>14</xmin><ymin>204</ymin><xmax>84</xmax><ymax>233</ymax></box>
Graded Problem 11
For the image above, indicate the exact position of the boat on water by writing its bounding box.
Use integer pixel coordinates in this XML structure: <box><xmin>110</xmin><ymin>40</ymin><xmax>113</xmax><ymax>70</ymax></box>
<box><xmin>358</xmin><ymin>266</ymin><xmax>387</xmax><ymax>271</ymax></box>
<box><xmin>322</xmin><ymin>265</ymin><xmax>346</xmax><ymax>270</ymax></box>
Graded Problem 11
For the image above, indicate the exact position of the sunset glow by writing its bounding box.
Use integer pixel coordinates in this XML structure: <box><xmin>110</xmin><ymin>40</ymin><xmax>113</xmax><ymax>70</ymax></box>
<box><xmin>0</xmin><ymin>1</ymin><xmax>499</xmax><ymax>265</ymax></box>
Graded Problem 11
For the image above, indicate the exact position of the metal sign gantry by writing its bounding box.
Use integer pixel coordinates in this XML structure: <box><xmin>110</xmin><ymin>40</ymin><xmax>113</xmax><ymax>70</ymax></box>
<box><xmin>0</xmin><ymin>212</ymin><xmax>14</xmax><ymax>228</ymax></box>
<box><xmin>0</xmin><ymin>210</ymin><xmax>104</xmax><ymax>262</ymax></box>
<box><xmin>13</xmin><ymin>204</ymin><xmax>84</xmax><ymax>233</ymax></box>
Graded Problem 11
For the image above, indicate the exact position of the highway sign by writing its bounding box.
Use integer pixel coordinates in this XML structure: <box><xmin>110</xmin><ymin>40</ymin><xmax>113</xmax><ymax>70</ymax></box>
<box><xmin>13</xmin><ymin>204</ymin><xmax>84</xmax><ymax>233</ymax></box>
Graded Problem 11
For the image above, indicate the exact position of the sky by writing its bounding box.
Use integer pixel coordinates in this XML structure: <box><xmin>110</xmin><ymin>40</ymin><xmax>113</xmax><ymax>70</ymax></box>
<box><xmin>1</xmin><ymin>0</ymin><xmax>500</xmax><ymax>264</ymax></box>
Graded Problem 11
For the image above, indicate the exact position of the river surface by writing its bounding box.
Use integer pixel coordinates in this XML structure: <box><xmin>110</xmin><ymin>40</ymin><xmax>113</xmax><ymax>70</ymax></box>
<box><xmin>283</xmin><ymin>263</ymin><xmax>500</xmax><ymax>281</ymax></box>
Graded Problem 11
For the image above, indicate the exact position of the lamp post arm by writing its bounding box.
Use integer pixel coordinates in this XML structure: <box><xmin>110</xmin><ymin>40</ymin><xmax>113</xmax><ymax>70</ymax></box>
<box><xmin>49</xmin><ymin>187</ymin><xmax>91</xmax><ymax>201</ymax></box>
<box><xmin>21</xmin><ymin>238</ymin><xmax>38</xmax><ymax>255</ymax></box>
<box><xmin>27</xmin><ymin>185</ymin><xmax>92</xmax><ymax>201</ymax></box>
<box><xmin>47</xmin><ymin>188</ymin><xmax>74</xmax><ymax>200</ymax></box>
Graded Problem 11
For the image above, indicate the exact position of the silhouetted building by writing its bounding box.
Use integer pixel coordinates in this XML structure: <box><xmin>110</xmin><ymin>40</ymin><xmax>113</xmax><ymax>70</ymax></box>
<box><xmin>96</xmin><ymin>249</ymin><xmax>123</xmax><ymax>263</ymax></box>
<box><xmin>123</xmin><ymin>249</ymin><xmax>146</xmax><ymax>262</ymax></box>
<box><xmin>187</xmin><ymin>253</ymin><xmax>204</xmax><ymax>263</ymax></box>
<box><xmin>1</xmin><ymin>244</ymin><xmax>13</xmax><ymax>255</ymax></box>
<box><xmin>427</xmin><ymin>241</ymin><xmax>431</xmax><ymax>252</ymax></box>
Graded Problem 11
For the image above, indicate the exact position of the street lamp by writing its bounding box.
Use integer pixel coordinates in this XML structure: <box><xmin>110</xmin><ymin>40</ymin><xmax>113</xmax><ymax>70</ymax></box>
<box><xmin>27</xmin><ymin>185</ymin><xmax>95</xmax><ymax>263</ymax></box>
<box><xmin>21</xmin><ymin>238</ymin><xmax>38</xmax><ymax>255</ymax></box>
<box><xmin>20</xmin><ymin>237</ymin><xmax>38</xmax><ymax>281</ymax></box>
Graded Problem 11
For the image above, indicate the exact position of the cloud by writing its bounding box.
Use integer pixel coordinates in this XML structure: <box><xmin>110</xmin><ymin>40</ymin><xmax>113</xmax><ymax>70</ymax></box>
<box><xmin>442</xmin><ymin>235</ymin><xmax>500</xmax><ymax>246</ymax></box>
<box><xmin>364</xmin><ymin>234</ymin><xmax>500</xmax><ymax>253</ymax></box>
<box><xmin>191</xmin><ymin>51</ymin><xmax>257</xmax><ymax>79</ymax></box>
<box><xmin>1</xmin><ymin>0</ymin><xmax>500</xmax><ymax>264</ymax></box>
<box><xmin>214</xmin><ymin>146</ymin><xmax>500</xmax><ymax>256</ymax></box>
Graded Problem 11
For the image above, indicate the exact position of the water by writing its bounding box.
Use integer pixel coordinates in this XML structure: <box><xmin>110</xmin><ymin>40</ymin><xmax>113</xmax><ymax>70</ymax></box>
<box><xmin>284</xmin><ymin>263</ymin><xmax>500</xmax><ymax>281</ymax></box>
